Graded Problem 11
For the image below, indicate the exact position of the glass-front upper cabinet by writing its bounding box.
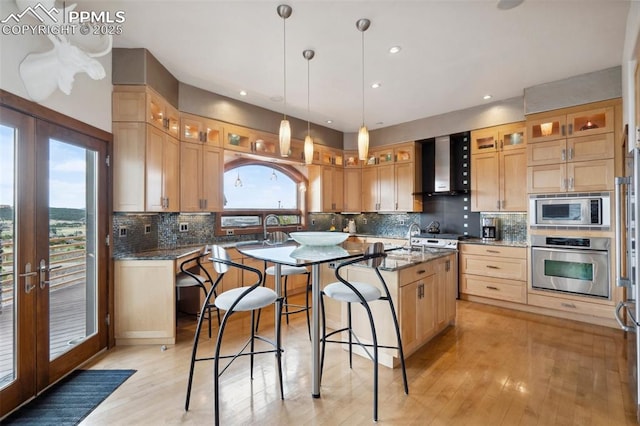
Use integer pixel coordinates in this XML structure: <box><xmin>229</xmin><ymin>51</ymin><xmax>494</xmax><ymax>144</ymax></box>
<box><xmin>180</xmin><ymin>113</ymin><xmax>222</xmax><ymax>146</ymax></box>
<box><xmin>499</xmin><ymin>122</ymin><xmax>526</xmax><ymax>151</ymax></box>
<box><xmin>527</xmin><ymin>106</ymin><xmax>614</xmax><ymax>144</ymax></box>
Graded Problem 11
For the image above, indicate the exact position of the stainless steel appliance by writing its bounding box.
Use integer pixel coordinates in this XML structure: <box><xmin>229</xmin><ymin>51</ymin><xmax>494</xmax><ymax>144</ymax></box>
<box><xmin>530</xmin><ymin>235</ymin><xmax>610</xmax><ymax>299</ymax></box>
<box><xmin>481</xmin><ymin>217</ymin><xmax>498</xmax><ymax>241</ymax></box>
<box><xmin>529</xmin><ymin>193</ymin><xmax>610</xmax><ymax>229</ymax></box>
<box><xmin>409</xmin><ymin>233</ymin><xmax>461</xmax><ymax>251</ymax></box>
<box><xmin>614</xmin><ymin>141</ymin><xmax>639</xmax><ymax>422</ymax></box>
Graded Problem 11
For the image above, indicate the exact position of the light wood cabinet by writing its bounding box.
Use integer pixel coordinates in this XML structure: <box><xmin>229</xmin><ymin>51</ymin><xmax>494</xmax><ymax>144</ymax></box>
<box><xmin>343</xmin><ymin>168</ymin><xmax>362</xmax><ymax>212</ymax></box>
<box><xmin>113</xmin><ymin>85</ymin><xmax>179</xmax><ymax>138</ymax></box>
<box><xmin>112</xmin><ymin>122</ymin><xmax>180</xmax><ymax>212</ymax></box>
<box><xmin>180</xmin><ymin>112</ymin><xmax>222</xmax><ymax>146</ymax></box>
<box><xmin>471</xmin><ymin>122</ymin><xmax>527</xmax><ymax>212</ymax></box>
<box><xmin>526</xmin><ymin>103</ymin><xmax>617</xmax><ymax>194</ymax></box>
<box><xmin>526</xmin><ymin>106</ymin><xmax>615</xmax><ymax>144</ymax></box>
<box><xmin>308</xmin><ymin>165</ymin><xmax>344</xmax><ymax>212</ymax></box>
<box><xmin>180</xmin><ymin>142</ymin><xmax>223</xmax><ymax>212</ymax></box>
<box><xmin>114</xmin><ymin>260</ymin><xmax>177</xmax><ymax>345</ymax></box>
<box><xmin>361</xmin><ymin>142</ymin><xmax>421</xmax><ymax>212</ymax></box>
<box><xmin>344</xmin><ymin>253</ymin><xmax>457</xmax><ymax>368</ymax></box>
<box><xmin>459</xmin><ymin>243</ymin><xmax>527</xmax><ymax>304</ymax></box>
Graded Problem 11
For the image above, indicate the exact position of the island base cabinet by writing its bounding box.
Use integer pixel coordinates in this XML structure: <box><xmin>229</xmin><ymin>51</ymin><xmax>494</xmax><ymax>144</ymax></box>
<box><xmin>341</xmin><ymin>253</ymin><xmax>457</xmax><ymax>368</ymax></box>
<box><xmin>114</xmin><ymin>260</ymin><xmax>176</xmax><ymax>345</ymax></box>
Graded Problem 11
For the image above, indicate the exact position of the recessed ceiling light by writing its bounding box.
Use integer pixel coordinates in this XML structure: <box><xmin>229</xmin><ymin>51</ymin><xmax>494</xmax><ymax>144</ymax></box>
<box><xmin>389</xmin><ymin>46</ymin><xmax>401</xmax><ymax>54</ymax></box>
<box><xmin>371</xmin><ymin>82</ymin><xmax>381</xmax><ymax>89</ymax></box>
<box><xmin>239</xmin><ymin>90</ymin><xmax>247</xmax><ymax>96</ymax></box>
<box><xmin>497</xmin><ymin>0</ymin><xmax>524</xmax><ymax>10</ymax></box>
<box><xmin>483</xmin><ymin>94</ymin><xmax>493</xmax><ymax>100</ymax></box>
<box><xmin>326</xmin><ymin>120</ymin><xmax>333</xmax><ymax>124</ymax></box>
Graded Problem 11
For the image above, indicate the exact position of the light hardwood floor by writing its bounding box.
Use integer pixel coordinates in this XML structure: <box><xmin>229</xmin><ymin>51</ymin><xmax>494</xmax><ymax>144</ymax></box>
<box><xmin>81</xmin><ymin>299</ymin><xmax>637</xmax><ymax>425</ymax></box>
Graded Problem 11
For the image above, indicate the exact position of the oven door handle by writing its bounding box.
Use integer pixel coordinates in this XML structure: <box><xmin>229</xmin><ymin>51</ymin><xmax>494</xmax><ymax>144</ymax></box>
<box><xmin>615</xmin><ymin>301</ymin><xmax>637</xmax><ymax>332</ymax></box>
<box><xmin>531</xmin><ymin>246</ymin><xmax>608</xmax><ymax>257</ymax></box>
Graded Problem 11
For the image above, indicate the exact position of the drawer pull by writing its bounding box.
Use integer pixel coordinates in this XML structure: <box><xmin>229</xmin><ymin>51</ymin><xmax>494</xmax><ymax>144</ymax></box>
<box><xmin>561</xmin><ymin>302</ymin><xmax>577</xmax><ymax>309</ymax></box>
<box><xmin>486</xmin><ymin>249</ymin><xmax>500</xmax><ymax>254</ymax></box>
<box><xmin>486</xmin><ymin>265</ymin><xmax>499</xmax><ymax>269</ymax></box>
<box><xmin>486</xmin><ymin>286</ymin><xmax>499</xmax><ymax>290</ymax></box>
<box><xmin>416</xmin><ymin>269</ymin><xmax>426</xmax><ymax>274</ymax></box>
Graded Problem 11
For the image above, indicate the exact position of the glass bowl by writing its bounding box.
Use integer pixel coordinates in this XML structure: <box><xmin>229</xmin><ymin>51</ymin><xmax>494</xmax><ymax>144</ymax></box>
<box><xmin>289</xmin><ymin>231</ymin><xmax>349</xmax><ymax>246</ymax></box>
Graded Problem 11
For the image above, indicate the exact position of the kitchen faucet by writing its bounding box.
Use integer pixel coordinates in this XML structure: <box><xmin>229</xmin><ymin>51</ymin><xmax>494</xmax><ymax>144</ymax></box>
<box><xmin>263</xmin><ymin>214</ymin><xmax>280</xmax><ymax>240</ymax></box>
<box><xmin>407</xmin><ymin>222</ymin><xmax>421</xmax><ymax>250</ymax></box>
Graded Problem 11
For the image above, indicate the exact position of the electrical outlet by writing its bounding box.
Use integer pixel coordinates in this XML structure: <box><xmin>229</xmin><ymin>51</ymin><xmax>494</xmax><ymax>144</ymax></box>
<box><xmin>297</xmin><ymin>225</ymin><xmax>302</xmax><ymax>230</ymax></box>
<box><xmin>399</xmin><ymin>220</ymin><xmax>405</xmax><ymax>226</ymax></box>
<box><xmin>311</xmin><ymin>219</ymin><xmax>315</xmax><ymax>225</ymax></box>
<box><xmin>144</xmin><ymin>224</ymin><xmax>151</xmax><ymax>234</ymax></box>
<box><xmin>226</xmin><ymin>229</ymin><xmax>234</xmax><ymax>236</ymax></box>
<box><xmin>118</xmin><ymin>227</ymin><xmax>127</xmax><ymax>237</ymax></box>
<box><xmin>363</xmin><ymin>218</ymin><xmax>367</xmax><ymax>224</ymax></box>
<box><xmin>179</xmin><ymin>223</ymin><xmax>189</xmax><ymax>232</ymax></box>
<box><xmin>331</xmin><ymin>218</ymin><xmax>335</xmax><ymax>225</ymax></box>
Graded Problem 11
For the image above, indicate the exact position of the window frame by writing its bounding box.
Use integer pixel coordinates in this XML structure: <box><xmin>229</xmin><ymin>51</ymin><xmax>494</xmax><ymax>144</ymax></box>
<box><xmin>217</xmin><ymin>158</ymin><xmax>308</xmax><ymax>236</ymax></box>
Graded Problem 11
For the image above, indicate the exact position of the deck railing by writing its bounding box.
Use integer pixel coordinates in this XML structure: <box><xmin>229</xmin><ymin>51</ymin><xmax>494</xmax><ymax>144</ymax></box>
<box><xmin>0</xmin><ymin>236</ymin><xmax>87</xmax><ymax>308</ymax></box>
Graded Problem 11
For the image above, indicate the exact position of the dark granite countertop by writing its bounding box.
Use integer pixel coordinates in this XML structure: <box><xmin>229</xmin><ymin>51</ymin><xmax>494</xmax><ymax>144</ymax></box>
<box><xmin>460</xmin><ymin>238</ymin><xmax>528</xmax><ymax>248</ymax></box>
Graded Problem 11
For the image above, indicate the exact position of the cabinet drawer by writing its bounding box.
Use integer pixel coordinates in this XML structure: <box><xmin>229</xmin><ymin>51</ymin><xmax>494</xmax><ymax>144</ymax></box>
<box><xmin>460</xmin><ymin>275</ymin><xmax>526</xmax><ymax>303</ymax></box>
<box><xmin>527</xmin><ymin>293</ymin><xmax>613</xmax><ymax>319</ymax></box>
<box><xmin>459</xmin><ymin>244</ymin><xmax>526</xmax><ymax>259</ymax></box>
<box><xmin>398</xmin><ymin>262</ymin><xmax>434</xmax><ymax>285</ymax></box>
<box><xmin>460</xmin><ymin>254</ymin><xmax>526</xmax><ymax>281</ymax></box>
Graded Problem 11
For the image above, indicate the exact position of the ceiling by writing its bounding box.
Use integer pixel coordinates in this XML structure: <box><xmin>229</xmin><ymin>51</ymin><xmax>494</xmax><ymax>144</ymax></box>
<box><xmin>96</xmin><ymin>0</ymin><xmax>630</xmax><ymax>133</ymax></box>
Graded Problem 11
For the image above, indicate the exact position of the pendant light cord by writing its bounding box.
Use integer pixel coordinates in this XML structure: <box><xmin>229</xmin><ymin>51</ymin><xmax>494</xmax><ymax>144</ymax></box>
<box><xmin>361</xmin><ymin>28</ymin><xmax>365</xmax><ymax>127</ymax></box>
<box><xmin>283</xmin><ymin>16</ymin><xmax>287</xmax><ymax>120</ymax></box>
<box><xmin>307</xmin><ymin>56</ymin><xmax>311</xmax><ymax>135</ymax></box>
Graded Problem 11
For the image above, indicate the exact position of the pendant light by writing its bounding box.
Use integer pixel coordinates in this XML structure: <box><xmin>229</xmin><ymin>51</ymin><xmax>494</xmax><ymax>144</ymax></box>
<box><xmin>277</xmin><ymin>4</ymin><xmax>292</xmax><ymax>157</ymax></box>
<box><xmin>303</xmin><ymin>49</ymin><xmax>315</xmax><ymax>165</ymax></box>
<box><xmin>356</xmin><ymin>18</ymin><xmax>371</xmax><ymax>161</ymax></box>
<box><xmin>234</xmin><ymin>172</ymin><xmax>243</xmax><ymax>187</ymax></box>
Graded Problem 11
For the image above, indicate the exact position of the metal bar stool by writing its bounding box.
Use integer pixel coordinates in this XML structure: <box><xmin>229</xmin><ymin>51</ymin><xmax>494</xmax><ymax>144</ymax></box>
<box><xmin>319</xmin><ymin>242</ymin><xmax>409</xmax><ymax>422</ymax></box>
<box><xmin>256</xmin><ymin>231</ymin><xmax>312</xmax><ymax>340</ymax></box>
<box><xmin>184</xmin><ymin>245</ymin><xmax>284</xmax><ymax>426</ymax></box>
<box><xmin>176</xmin><ymin>250</ymin><xmax>220</xmax><ymax>338</ymax></box>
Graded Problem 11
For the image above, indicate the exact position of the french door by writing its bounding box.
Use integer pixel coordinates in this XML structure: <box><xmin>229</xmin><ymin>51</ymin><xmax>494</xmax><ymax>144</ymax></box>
<box><xmin>0</xmin><ymin>105</ymin><xmax>109</xmax><ymax>416</ymax></box>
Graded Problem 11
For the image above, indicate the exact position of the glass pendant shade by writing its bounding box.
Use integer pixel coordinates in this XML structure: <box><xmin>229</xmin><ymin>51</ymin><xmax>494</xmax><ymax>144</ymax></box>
<box><xmin>279</xmin><ymin>119</ymin><xmax>291</xmax><ymax>157</ymax></box>
<box><xmin>358</xmin><ymin>125</ymin><xmax>369</xmax><ymax>160</ymax></box>
<box><xmin>304</xmin><ymin>134</ymin><xmax>314</xmax><ymax>164</ymax></box>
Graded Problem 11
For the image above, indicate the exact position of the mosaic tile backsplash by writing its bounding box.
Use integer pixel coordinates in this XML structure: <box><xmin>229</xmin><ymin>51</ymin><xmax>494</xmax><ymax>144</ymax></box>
<box><xmin>113</xmin><ymin>209</ymin><xmax>527</xmax><ymax>256</ymax></box>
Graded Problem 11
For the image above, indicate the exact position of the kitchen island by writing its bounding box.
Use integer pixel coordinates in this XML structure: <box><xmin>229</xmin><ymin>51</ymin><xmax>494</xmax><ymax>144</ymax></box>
<box><xmin>340</xmin><ymin>248</ymin><xmax>457</xmax><ymax>368</ymax></box>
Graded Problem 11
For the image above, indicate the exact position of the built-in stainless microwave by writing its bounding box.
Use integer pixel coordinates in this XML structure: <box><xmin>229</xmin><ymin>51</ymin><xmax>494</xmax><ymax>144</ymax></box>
<box><xmin>529</xmin><ymin>193</ymin><xmax>610</xmax><ymax>229</ymax></box>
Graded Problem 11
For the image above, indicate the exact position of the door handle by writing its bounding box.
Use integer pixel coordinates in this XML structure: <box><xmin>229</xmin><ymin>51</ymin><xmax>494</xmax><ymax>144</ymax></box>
<box><xmin>615</xmin><ymin>176</ymin><xmax>632</xmax><ymax>287</ymax></box>
<box><xmin>615</xmin><ymin>301</ymin><xmax>636</xmax><ymax>332</ymax></box>
<box><xmin>39</xmin><ymin>259</ymin><xmax>62</xmax><ymax>289</ymax></box>
<box><xmin>19</xmin><ymin>262</ymin><xmax>37</xmax><ymax>294</ymax></box>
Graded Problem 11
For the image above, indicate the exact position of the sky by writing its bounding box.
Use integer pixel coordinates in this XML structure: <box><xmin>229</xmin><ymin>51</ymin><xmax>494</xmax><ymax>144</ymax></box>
<box><xmin>223</xmin><ymin>164</ymin><xmax>297</xmax><ymax>209</ymax></box>
<box><xmin>0</xmin><ymin>126</ymin><xmax>88</xmax><ymax>210</ymax></box>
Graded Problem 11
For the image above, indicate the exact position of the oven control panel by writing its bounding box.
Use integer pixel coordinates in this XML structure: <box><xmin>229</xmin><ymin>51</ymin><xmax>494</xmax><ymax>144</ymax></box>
<box><xmin>411</xmin><ymin>237</ymin><xmax>459</xmax><ymax>249</ymax></box>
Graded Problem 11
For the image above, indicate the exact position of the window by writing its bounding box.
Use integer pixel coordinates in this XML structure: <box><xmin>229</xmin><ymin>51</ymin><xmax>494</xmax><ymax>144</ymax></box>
<box><xmin>220</xmin><ymin>162</ymin><xmax>306</xmax><ymax>234</ymax></box>
<box><xmin>224</xmin><ymin>164</ymin><xmax>297</xmax><ymax>209</ymax></box>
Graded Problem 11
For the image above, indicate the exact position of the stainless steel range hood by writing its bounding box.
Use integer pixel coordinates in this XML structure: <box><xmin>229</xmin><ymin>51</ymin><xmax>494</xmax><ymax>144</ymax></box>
<box><xmin>417</xmin><ymin>131</ymin><xmax>470</xmax><ymax>196</ymax></box>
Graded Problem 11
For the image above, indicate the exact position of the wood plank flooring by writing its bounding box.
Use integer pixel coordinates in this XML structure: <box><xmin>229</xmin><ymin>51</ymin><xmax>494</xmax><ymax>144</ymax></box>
<box><xmin>81</xmin><ymin>299</ymin><xmax>638</xmax><ymax>425</ymax></box>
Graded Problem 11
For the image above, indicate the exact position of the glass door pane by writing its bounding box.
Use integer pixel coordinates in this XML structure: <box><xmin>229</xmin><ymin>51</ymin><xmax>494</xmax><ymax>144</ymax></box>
<box><xmin>47</xmin><ymin>139</ymin><xmax>98</xmax><ymax>360</ymax></box>
<box><xmin>0</xmin><ymin>124</ymin><xmax>16</xmax><ymax>388</ymax></box>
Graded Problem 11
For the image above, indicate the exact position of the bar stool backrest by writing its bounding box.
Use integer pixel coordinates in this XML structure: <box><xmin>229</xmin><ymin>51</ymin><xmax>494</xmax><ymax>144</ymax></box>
<box><xmin>210</xmin><ymin>245</ymin><xmax>230</xmax><ymax>274</ymax></box>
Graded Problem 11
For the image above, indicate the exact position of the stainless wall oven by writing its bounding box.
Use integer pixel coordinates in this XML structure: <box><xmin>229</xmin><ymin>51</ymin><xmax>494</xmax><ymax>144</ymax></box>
<box><xmin>531</xmin><ymin>235</ymin><xmax>610</xmax><ymax>299</ymax></box>
<box><xmin>529</xmin><ymin>193</ymin><xmax>610</xmax><ymax>229</ymax></box>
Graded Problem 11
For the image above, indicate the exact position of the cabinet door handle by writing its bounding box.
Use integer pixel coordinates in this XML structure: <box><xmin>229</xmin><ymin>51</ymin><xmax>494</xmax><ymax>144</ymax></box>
<box><xmin>486</xmin><ymin>265</ymin><xmax>499</xmax><ymax>269</ymax></box>
<box><xmin>561</xmin><ymin>124</ymin><xmax>566</xmax><ymax>136</ymax></box>
<box><xmin>486</xmin><ymin>249</ymin><xmax>500</xmax><ymax>254</ymax></box>
<box><xmin>568</xmin><ymin>123</ymin><xmax>573</xmax><ymax>135</ymax></box>
<box><xmin>445</xmin><ymin>260</ymin><xmax>450</xmax><ymax>272</ymax></box>
<box><xmin>561</xmin><ymin>148</ymin><xmax>566</xmax><ymax>161</ymax></box>
<box><xmin>569</xmin><ymin>177</ymin><xmax>574</xmax><ymax>190</ymax></box>
<box><xmin>496</xmin><ymin>200</ymin><xmax>500</xmax><ymax>210</ymax></box>
<box><xmin>417</xmin><ymin>269</ymin><xmax>427</xmax><ymax>275</ymax></box>
<box><xmin>561</xmin><ymin>302</ymin><xmax>577</xmax><ymax>309</ymax></box>
<box><xmin>561</xmin><ymin>178</ymin><xmax>567</xmax><ymax>190</ymax></box>
<box><xmin>486</xmin><ymin>285</ymin><xmax>499</xmax><ymax>290</ymax></box>
<box><xmin>568</xmin><ymin>147</ymin><xmax>573</xmax><ymax>160</ymax></box>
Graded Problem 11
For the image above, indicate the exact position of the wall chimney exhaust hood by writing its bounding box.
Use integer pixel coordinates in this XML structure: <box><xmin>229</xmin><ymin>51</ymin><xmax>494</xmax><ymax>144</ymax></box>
<box><xmin>416</xmin><ymin>131</ymin><xmax>470</xmax><ymax>196</ymax></box>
